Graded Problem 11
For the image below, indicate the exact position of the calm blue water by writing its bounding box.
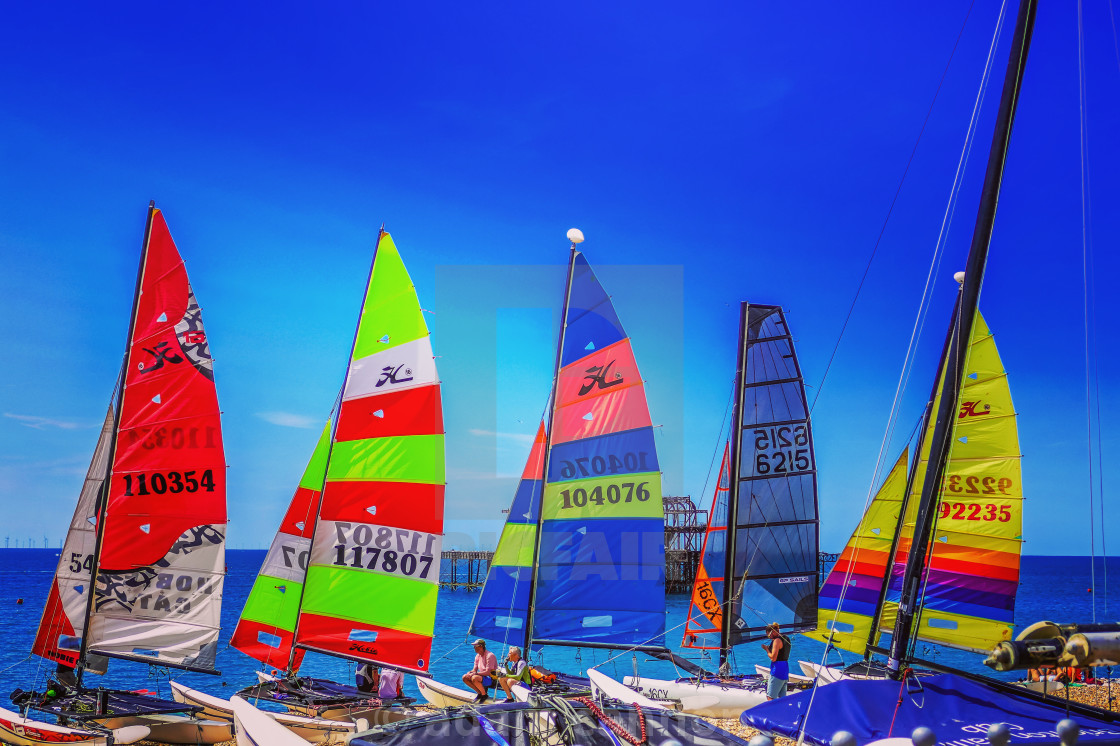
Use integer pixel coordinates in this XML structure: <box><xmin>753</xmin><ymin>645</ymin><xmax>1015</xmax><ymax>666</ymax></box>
<box><xmin>1</xmin><ymin>550</ymin><xmax>1116</xmax><ymax>702</ymax></box>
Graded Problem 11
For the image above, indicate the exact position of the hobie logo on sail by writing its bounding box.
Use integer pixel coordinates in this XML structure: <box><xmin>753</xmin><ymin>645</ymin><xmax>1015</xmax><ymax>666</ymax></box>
<box><xmin>579</xmin><ymin>360</ymin><xmax>624</xmax><ymax>396</ymax></box>
<box><xmin>958</xmin><ymin>400</ymin><xmax>991</xmax><ymax>418</ymax></box>
<box><xmin>376</xmin><ymin>364</ymin><xmax>414</xmax><ymax>387</ymax></box>
<box><xmin>138</xmin><ymin>341</ymin><xmax>184</xmax><ymax>374</ymax></box>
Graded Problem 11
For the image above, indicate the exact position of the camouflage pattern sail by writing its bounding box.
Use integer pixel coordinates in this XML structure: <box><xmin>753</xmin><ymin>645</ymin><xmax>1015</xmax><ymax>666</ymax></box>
<box><xmin>803</xmin><ymin>449</ymin><xmax>908</xmax><ymax>655</ymax></box>
<box><xmin>230</xmin><ymin>421</ymin><xmax>331</xmax><ymax>671</ymax></box>
<box><xmin>85</xmin><ymin>206</ymin><xmax>227</xmax><ymax>672</ymax></box>
<box><xmin>296</xmin><ymin>232</ymin><xmax>445</xmax><ymax>674</ymax></box>
<box><xmin>882</xmin><ymin>312</ymin><xmax>1023</xmax><ymax>653</ymax></box>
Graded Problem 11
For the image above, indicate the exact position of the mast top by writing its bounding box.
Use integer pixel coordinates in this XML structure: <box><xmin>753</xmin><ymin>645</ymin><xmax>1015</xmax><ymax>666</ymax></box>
<box><xmin>953</xmin><ymin>271</ymin><xmax>966</xmax><ymax>285</ymax></box>
<box><xmin>566</xmin><ymin>227</ymin><xmax>585</xmax><ymax>245</ymax></box>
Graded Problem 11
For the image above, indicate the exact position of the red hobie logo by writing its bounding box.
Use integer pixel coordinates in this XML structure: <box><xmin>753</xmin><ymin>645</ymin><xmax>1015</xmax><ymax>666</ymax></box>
<box><xmin>958</xmin><ymin>400</ymin><xmax>991</xmax><ymax>419</ymax></box>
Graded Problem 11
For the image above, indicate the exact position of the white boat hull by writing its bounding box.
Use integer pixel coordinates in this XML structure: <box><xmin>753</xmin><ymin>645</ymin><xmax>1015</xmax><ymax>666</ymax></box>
<box><xmin>0</xmin><ymin>706</ymin><xmax>149</xmax><ymax>746</ymax></box>
<box><xmin>798</xmin><ymin>660</ymin><xmax>857</xmax><ymax>684</ymax></box>
<box><xmin>231</xmin><ymin>696</ymin><xmax>313</xmax><ymax>746</ymax></box>
<box><xmin>588</xmin><ymin>669</ymin><xmax>667</xmax><ymax>710</ymax></box>
<box><xmin>415</xmin><ymin>676</ymin><xmax>484</xmax><ymax>707</ymax></box>
<box><xmin>170</xmin><ymin>680</ymin><xmax>365</xmax><ymax>744</ymax></box>
<box><xmin>620</xmin><ymin>674</ymin><xmax>766</xmax><ymax>718</ymax></box>
<box><xmin>753</xmin><ymin>664</ymin><xmax>813</xmax><ymax>685</ymax></box>
<box><xmin>94</xmin><ymin>712</ymin><xmax>231</xmax><ymax>745</ymax></box>
<box><xmin>1017</xmin><ymin>680</ymin><xmax>1066</xmax><ymax>694</ymax></box>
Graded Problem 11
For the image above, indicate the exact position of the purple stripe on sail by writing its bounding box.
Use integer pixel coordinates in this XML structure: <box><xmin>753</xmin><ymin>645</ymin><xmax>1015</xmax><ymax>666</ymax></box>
<box><xmin>920</xmin><ymin>596</ymin><xmax>1015</xmax><ymax>624</ymax></box>
<box><xmin>822</xmin><ymin>573</ymin><xmax>883</xmax><ymax>592</ymax></box>
<box><xmin>921</xmin><ymin>568</ymin><xmax>1017</xmax><ymax>597</ymax></box>
<box><xmin>820</xmin><ymin>582</ymin><xmax>879</xmax><ymax>607</ymax></box>
<box><xmin>921</xmin><ymin>579</ymin><xmax>1015</xmax><ymax>613</ymax></box>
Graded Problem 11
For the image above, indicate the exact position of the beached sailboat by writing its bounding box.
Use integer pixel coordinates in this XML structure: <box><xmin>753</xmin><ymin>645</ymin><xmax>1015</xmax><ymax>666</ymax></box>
<box><xmin>173</xmin><ymin>229</ymin><xmax>436</xmax><ymax>735</ymax></box>
<box><xmin>417</xmin><ymin>230</ymin><xmax>667</xmax><ymax>707</ymax></box>
<box><xmin>3</xmin><ymin>203</ymin><xmax>232</xmax><ymax>745</ymax></box>
<box><xmin>799</xmin><ymin>304</ymin><xmax>1024</xmax><ymax>685</ymax></box>
<box><xmin>616</xmin><ymin>303</ymin><xmax>820</xmax><ymax>718</ymax></box>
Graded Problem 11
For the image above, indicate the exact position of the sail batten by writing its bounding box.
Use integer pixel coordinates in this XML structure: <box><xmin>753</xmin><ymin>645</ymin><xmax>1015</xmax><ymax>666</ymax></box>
<box><xmin>294</xmin><ymin>232</ymin><xmax>444</xmax><ymax>673</ymax></box>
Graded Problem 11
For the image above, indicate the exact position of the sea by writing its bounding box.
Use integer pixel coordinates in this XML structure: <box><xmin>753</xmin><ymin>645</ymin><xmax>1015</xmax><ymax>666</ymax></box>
<box><xmin>1</xmin><ymin>550</ymin><xmax>1116</xmax><ymax>704</ymax></box>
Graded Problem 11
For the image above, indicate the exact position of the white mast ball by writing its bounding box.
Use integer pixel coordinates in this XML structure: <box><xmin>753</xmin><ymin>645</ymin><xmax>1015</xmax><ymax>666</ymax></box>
<box><xmin>954</xmin><ymin>271</ymin><xmax>966</xmax><ymax>284</ymax></box>
<box><xmin>566</xmin><ymin>228</ymin><xmax>585</xmax><ymax>244</ymax></box>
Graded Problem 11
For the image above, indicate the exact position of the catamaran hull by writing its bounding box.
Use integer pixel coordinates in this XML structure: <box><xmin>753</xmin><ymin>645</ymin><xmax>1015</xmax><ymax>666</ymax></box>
<box><xmin>94</xmin><ymin>713</ymin><xmax>231</xmax><ymax>745</ymax></box>
<box><xmin>798</xmin><ymin>660</ymin><xmax>858</xmax><ymax>684</ymax></box>
<box><xmin>621</xmin><ymin>674</ymin><xmax>767</xmax><ymax>718</ymax></box>
<box><xmin>0</xmin><ymin>707</ymin><xmax>149</xmax><ymax>746</ymax></box>
<box><xmin>245</xmin><ymin>673</ymin><xmax>413</xmax><ymax>724</ymax></box>
<box><xmin>170</xmin><ymin>680</ymin><xmax>368</xmax><ymax>744</ymax></box>
<box><xmin>753</xmin><ymin>664</ymin><xmax>813</xmax><ymax>684</ymax></box>
<box><xmin>414</xmin><ymin>676</ymin><xmax>481</xmax><ymax>708</ymax></box>
<box><xmin>231</xmin><ymin>696</ymin><xmax>313</xmax><ymax>746</ymax></box>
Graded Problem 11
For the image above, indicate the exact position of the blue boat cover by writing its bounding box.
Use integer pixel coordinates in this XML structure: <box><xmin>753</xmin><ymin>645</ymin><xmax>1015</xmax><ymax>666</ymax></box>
<box><xmin>741</xmin><ymin>674</ymin><xmax>1120</xmax><ymax>746</ymax></box>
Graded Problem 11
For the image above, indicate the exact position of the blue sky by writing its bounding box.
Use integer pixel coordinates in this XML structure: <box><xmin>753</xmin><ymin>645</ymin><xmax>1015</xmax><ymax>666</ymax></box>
<box><xmin>2</xmin><ymin>2</ymin><xmax>1118</xmax><ymax>564</ymax></box>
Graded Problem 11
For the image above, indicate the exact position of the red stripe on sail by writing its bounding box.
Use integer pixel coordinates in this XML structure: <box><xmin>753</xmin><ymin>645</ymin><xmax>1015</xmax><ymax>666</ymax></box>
<box><xmin>31</xmin><ymin>581</ymin><xmax>78</xmax><ymax>668</ymax></box>
<box><xmin>334</xmin><ymin>385</ymin><xmax>442</xmax><ymax>442</ymax></box>
<box><xmin>522</xmin><ymin>422</ymin><xmax>547</xmax><ymax>480</ymax></box>
<box><xmin>555</xmin><ymin>339</ymin><xmax>641</xmax><ymax>408</ymax></box>
<box><xmin>318</xmin><ymin>481</ymin><xmax>444</xmax><ymax>535</ymax></box>
<box><xmin>551</xmin><ymin>385</ymin><xmax>652</xmax><ymax>445</ymax></box>
<box><xmin>99</xmin><ymin>210</ymin><xmax>226</xmax><ymax>570</ymax></box>
<box><xmin>296</xmin><ymin>613</ymin><xmax>433</xmax><ymax>672</ymax></box>
<box><xmin>280</xmin><ymin>486</ymin><xmax>321</xmax><ymax>538</ymax></box>
<box><xmin>230</xmin><ymin>619</ymin><xmax>306</xmax><ymax>671</ymax></box>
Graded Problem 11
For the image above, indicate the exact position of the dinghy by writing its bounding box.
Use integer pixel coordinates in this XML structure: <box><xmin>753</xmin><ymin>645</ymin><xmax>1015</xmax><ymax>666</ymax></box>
<box><xmin>0</xmin><ymin>705</ymin><xmax>149</xmax><ymax>746</ymax></box>
<box><xmin>8</xmin><ymin>203</ymin><xmax>232</xmax><ymax>745</ymax></box>
<box><xmin>230</xmin><ymin>696</ymin><xmax>314</xmax><ymax>746</ymax></box>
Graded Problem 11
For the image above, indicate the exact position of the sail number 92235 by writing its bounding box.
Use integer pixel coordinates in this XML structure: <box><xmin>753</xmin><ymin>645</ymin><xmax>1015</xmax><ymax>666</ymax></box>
<box><xmin>938</xmin><ymin>502</ymin><xmax>1012</xmax><ymax>522</ymax></box>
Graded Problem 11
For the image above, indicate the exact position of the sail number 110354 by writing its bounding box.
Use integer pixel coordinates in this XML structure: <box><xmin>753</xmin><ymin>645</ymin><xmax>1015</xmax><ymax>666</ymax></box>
<box><xmin>122</xmin><ymin>469</ymin><xmax>217</xmax><ymax>495</ymax></box>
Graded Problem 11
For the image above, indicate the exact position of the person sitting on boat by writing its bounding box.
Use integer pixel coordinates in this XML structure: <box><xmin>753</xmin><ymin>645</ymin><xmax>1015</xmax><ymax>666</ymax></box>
<box><xmin>378</xmin><ymin>667</ymin><xmax>404</xmax><ymax>699</ymax></box>
<box><xmin>356</xmin><ymin>663</ymin><xmax>378</xmax><ymax>693</ymax></box>
<box><xmin>762</xmin><ymin>622</ymin><xmax>791</xmax><ymax>700</ymax></box>
<box><xmin>496</xmin><ymin>646</ymin><xmax>532</xmax><ymax>703</ymax></box>
<box><xmin>462</xmin><ymin>639</ymin><xmax>498</xmax><ymax>703</ymax></box>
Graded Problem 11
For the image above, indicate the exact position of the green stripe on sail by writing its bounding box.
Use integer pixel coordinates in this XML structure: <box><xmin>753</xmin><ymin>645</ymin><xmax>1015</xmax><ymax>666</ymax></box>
<box><xmin>302</xmin><ymin>565</ymin><xmax>438</xmax><ymax>636</ymax></box>
<box><xmin>353</xmin><ymin>234</ymin><xmax>429</xmax><ymax>360</ymax></box>
<box><xmin>327</xmin><ymin>435</ymin><xmax>445</xmax><ymax>484</ymax></box>
<box><xmin>240</xmin><ymin>575</ymin><xmax>303</xmax><ymax>631</ymax></box>
<box><xmin>541</xmin><ymin>473</ymin><xmax>663</xmax><ymax>521</ymax></box>
<box><xmin>298</xmin><ymin>421</ymin><xmax>333</xmax><ymax>491</ymax></box>
<box><xmin>492</xmin><ymin>523</ymin><xmax>536</xmax><ymax>567</ymax></box>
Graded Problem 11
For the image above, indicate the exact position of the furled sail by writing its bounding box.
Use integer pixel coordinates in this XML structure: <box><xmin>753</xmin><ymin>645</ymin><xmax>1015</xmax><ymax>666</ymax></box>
<box><xmin>682</xmin><ymin>443</ymin><xmax>731</xmax><ymax>650</ymax></box>
<box><xmin>882</xmin><ymin>312</ymin><xmax>1022</xmax><ymax>653</ymax></box>
<box><xmin>86</xmin><ymin>207</ymin><xmax>227</xmax><ymax>672</ymax></box>
<box><xmin>468</xmin><ymin>421</ymin><xmax>547</xmax><ymax>649</ymax></box>
<box><xmin>230</xmin><ymin>421</ymin><xmax>331</xmax><ymax>671</ymax></box>
<box><xmin>804</xmin><ymin>449</ymin><xmax>908</xmax><ymax>655</ymax></box>
<box><xmin>32</xmin><ymin>406</ymin><xmax>115</xmax><ymax>673</ymax></box>
<box><xmin>531</xmin><ymin>252</ymin><xmax>666</xmax><ymax>650</ymax></box>
<box><xmin>726</xmin><ymin>304</ymin><xmax>818</xmax><ymax>645</ymax></box>
<box><xmin>297</xmin><ymin>232</ymin><xmax>445</xmax><ymax>674</ymax></box>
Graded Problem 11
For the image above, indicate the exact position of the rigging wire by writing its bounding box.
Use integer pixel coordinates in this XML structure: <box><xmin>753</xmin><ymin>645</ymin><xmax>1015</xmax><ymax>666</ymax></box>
<box><xmin>807</xmin><ymin>0</ymin><xmax>981</xmax><ymax>415</ymax></box>
<box><xmin>796</xmin><ymin>1</ymin><xmax>1008</xmax><ymax>737</ymax></box>
<box><xmin>1077</xmin><ymin>0</ymin><xmax>1098</xmax><ymax>623</ymax></box>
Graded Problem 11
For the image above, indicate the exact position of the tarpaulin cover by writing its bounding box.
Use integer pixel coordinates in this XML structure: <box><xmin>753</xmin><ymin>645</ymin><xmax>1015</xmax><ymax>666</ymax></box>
<box><xmin>741</xmin><ymin>673</ymin><xmax>1120</xmax><ymax>746</ymax></box>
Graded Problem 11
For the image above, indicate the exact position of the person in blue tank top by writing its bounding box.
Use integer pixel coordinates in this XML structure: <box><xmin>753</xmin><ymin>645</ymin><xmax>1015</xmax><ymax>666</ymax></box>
<box><xmin>763</xmin><ymin>622</ymin><xmax>791</xmax><ymax>699</ymax></box>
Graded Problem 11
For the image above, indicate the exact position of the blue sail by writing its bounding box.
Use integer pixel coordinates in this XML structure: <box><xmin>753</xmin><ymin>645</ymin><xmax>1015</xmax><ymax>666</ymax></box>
<box><xmin>467</xmin><ymin>421</ymin><xmax>546</xmax><ymax>649</ymax></box>
<box><xmin>530</xmin><ymin>253</ymin><xmax>666</xmax><ymax>649</ymax></box>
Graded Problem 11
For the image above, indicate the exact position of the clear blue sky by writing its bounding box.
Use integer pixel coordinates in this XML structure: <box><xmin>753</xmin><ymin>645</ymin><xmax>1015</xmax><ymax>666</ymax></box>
<box><xmin>2</xmin><ymin>2</ymin><xmax>1118</xmax><ymax>564</ymax></box>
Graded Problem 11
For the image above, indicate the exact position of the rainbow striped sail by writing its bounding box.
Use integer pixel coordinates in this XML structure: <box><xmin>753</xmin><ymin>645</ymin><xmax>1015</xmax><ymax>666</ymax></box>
<box><xmin>468</xmin><ymin>421</ymin><xmax>547</xmax><ymax>649</ymax></box>
<box><xmin>804</xmin><ymin>449</ymin><xmax>908</xmax><ymax>654</ymax></box>
<box><xmin>229</xmin><ymin>420</ymin><xmax>330</xmax><ymax>671</ymax></box>
<box><xmin>530</xmin><ymin>252</ymin><xmax>665</xmax><ymax>650</ymax></box>
<box><xmin>682</xmin><ymin>443</ymin><xmax>731</xmax><ymax>650</ymax></box>
<box><xmin>883</xmin><ymin>311</ymin><xmax>1022</xmax><ymax>653</ymax></box>
<box><xmin>296</xmin><ymin>231</ymin><xmax>445</xmax><ymax>674</ymax></box>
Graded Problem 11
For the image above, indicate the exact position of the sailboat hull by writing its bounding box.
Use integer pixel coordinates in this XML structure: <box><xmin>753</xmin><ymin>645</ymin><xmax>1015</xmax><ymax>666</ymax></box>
<box><xmin>93</xmin><ymin>713</ymin><xmax>231</xmax><ymax>745</ymax></box>
<box><xmin>0</xmin><ymin>706</ymin><xmax>149</xmax><ymax>746</ymax></box>
<box><xmin>620</xmin><ymin>674</ymin><xmax>767</xmax><ymax>718</ymax></box>
<box><xmin>414</xmin><ymin>676</ymin><xmax>483</xmax><ymax>707</ymax></box>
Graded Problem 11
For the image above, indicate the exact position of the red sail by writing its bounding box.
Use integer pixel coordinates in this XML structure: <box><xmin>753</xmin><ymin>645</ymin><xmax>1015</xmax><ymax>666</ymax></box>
<box><xmin>99</xmin><ymin>209</ymin><xmax>226</xmax><ymax>570</ymax></box>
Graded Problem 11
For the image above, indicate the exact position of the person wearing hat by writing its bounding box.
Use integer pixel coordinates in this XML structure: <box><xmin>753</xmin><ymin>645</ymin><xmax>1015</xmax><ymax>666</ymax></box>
<box><xmin>462</xmin><ymin>639</ymin><xmax>498</xmax><ymax>703</ymax></box>
<box><xmin>762</xmin><ymin>622</ymin><xmax>791</xmax><ymax>700</ymax></box>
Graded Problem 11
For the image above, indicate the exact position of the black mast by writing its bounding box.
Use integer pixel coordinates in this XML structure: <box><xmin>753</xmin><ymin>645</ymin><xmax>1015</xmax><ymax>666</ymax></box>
<box><xmin>863</xmin><ymin>294</ymin><xmax>960</xmax><ymax>657</ymax></box>
<box><xmin>887</xmin><ymin>0</ymin><xmax>1037</xmax><ymax>678</ymax></box>
<box><xmin>719</xmin><ymin>301</ymin><xmax>750</xmax><ymax>671</ymax></box>
<box><xmin>525</xmin><ymin>233</ymin><xmax>579</xmax><ymax>652</ymax></box>
<box><xmin>75</xmin><ymin>201</ymin><xmax>156</xmax><ymax>688</ymax></box>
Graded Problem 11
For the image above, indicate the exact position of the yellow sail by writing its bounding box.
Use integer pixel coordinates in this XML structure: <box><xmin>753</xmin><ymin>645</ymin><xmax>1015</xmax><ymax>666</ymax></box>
<box><xmin>804</xmin><ymin>449</ymin><xmax>909</xmax><ymax>654</ymax></box>
<box><xmin>881</xmin><ymin>311</ymin><xmax>1023</xmax><ymax>653</ymax></box>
